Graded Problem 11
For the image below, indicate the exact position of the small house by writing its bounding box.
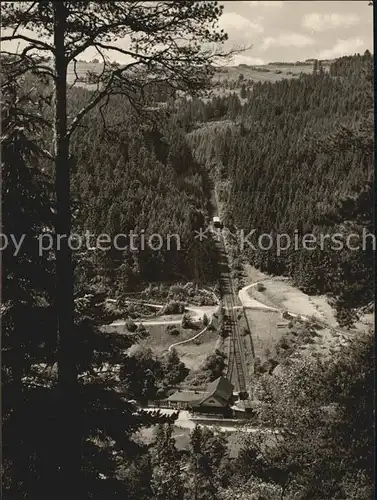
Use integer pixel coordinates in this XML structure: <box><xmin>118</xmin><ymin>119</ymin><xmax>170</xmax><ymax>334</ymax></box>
<box><xmin>166</xmin><ymin>376</ymin><xmax>234</xmax><ymax>415</ymax></box>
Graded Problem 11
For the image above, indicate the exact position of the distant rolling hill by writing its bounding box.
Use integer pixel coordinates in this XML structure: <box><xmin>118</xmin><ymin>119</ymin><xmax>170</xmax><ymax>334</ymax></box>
<box><xmin>67</xmin><ymin>61</ymin><xmax>321</xmax><ymax>98</ymax></box>
<box><xmin>212</xmin><ymin>62</ymin><xmax>322</xmax><ymax>83</ymax></box>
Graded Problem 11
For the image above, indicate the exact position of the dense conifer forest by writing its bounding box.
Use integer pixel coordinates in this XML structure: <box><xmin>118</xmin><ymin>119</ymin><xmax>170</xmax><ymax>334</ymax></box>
<box><xmin>186</xmin><ymin>52</ymin><xmax>373</xmax><ymax>324</ymax></box>
<box><xmin>69</xmin><ymin>94</ymin><xmax>217</xmax><ymax>296</ymax></box>
<box><xmin>67</xmin><ymin>52</ymin><xmax>373</xmax><ymax>323</ymax></box>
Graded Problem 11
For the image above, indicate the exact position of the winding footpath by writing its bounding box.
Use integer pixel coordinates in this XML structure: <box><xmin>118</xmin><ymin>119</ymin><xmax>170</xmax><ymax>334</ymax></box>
<box><xmin>168</xmin><ymin>324</ymin><xmax>210</xmax><ymax>352</ymax></box>
<box><xmin>238</xmin><ymin>283</ymin><xmax>280</xmax><ymax>312</ymax></box>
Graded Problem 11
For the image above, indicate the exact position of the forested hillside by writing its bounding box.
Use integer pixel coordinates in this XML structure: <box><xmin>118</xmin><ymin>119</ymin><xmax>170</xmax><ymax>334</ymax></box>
<box><xmin>32</xmin><ymin>53</ymin><xmax>373</xmax><ymax>315</ymax></box>
<box><xmin>186</xmin><ymin>51</ymin><xmax>373</xmax><ymax>324</ymax></box>
<box><xmin>64</xmin><ymin>51</ymin><xmax>373</xmax><ymax>315</ymax></box>
<box><xmin>69</xmin><ymin>92</ymin><xmax>217</xmax><ymax>296</ymax></box>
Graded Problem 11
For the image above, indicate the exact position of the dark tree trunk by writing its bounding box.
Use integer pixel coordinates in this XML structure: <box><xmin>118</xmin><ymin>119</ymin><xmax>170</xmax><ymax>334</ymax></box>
<box><xmin>53</xmin><ymin>2</ymin><xmax>81</xmax><ymax>496</ymax></box>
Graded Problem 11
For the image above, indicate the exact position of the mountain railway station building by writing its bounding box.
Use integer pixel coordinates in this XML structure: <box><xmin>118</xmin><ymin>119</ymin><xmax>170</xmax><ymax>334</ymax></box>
<box><xmin>165</xmin><ymin>376</ymin><xmax>234</xmax><ymax>416</ymax></box>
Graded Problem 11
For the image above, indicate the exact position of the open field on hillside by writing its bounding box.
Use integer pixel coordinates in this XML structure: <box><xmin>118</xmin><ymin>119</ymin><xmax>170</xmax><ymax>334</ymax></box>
<box><xmin>66</xmin><ymin>62</ymin><xmax>103</xmax><ymax>91</ymax></box>
<box><xmin>243</xmin><ymin>267</ymin><xmax>373</xmax><ymax>332</ymax></box>
<box><xmin>106</xmin><ymin>323</ymin><xmax>200</xmax><ymax>354</ymax></box>
<box><xmin>245</xmin><ymin>309</ymin><xmax>290</xmax><ymax>365</ymax></box>
<box><xmin>248</xmin><ymin>279</ymin><xmax>340</xmax><ymax>326</ymax></box>
<box><xmin>105</xmin><ymin>321</ymin><xmax>220</xmax><ymax>370</ymax></box>
<box><xmin>175</xmin><ymin>329</ymin><xmax>221</xmax><ymax>371</ymax></box>
<box><xmin>241</xmin><ymin>270</ymin><xmax>373</xmax><ymax>375</ymax></box>
<box><xmin>212</xmin><ymin>63</ymin><xmax>317</xmax><ymax>83</ymax></box>
<box><xmin>246</xmin><ymin>310</ymin><xmax>354</xmax><ymax>377</ymax></box>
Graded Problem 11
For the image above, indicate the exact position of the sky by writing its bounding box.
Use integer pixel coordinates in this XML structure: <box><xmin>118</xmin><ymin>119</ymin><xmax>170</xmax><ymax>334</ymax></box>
<box><xmin>1</xmin><ymin>1</ymin><xmax>373</xmax><ymax>65</ymax></box>
<box><xmin>220</xmin><ymin>1</ymin><xmax>373</xmax><ymax>64</ymax></box>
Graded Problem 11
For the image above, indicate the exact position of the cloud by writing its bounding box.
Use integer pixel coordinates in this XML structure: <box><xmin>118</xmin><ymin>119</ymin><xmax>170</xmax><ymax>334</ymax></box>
<box><xmin>261</xmin><ymin>33</ymin><xmax>315</xmax><ymax>51</ymax></box>
<box><xmin>219</xmin><ymin>12</ymin><xmax>264</xmax><ymax>35</ymax></box>
<box><xmin>319</xmin><ymin>38</ymin><xmax>365</xmax><ymax>59</ymax></box>
<box><xmin>302</xmin><ymin>12</ymin><xmax>360</xmax><ymax>32</ymax></box>
<box><xmin>248</xmin><ymin>1</ymin><xmax>284</xmax><ymax>7</ymax></box>
<box><xmin>233</xmin><ymin>54</ymin><xmax>265</xmax><ymax>65</ymax></box>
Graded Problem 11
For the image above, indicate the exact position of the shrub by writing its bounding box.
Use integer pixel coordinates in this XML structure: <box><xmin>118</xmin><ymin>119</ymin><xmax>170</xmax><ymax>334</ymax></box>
<box><xmin>203</xmin><ymin>349</ymin><xmax>226</xmax><ymax>379</ymax></box>
<box><xmin>126</xmin><ymin>319</ymin><xmax>137</xmax><ymax>332</ymax></box>
<box><xmin>256</xmin><ymin>283</ymin><xmax>266</xmax><ymax>292</ymax></box>
<box><xmin>202</xmin><ymin>313</ymin><xmax>209</xmax><ymax>327</ymax></box>
<box><xmin>136</xmin><ymin>323</ymin><xmax>149</xmax><ymax>338</ymax></box>
<box><xmin>170</xmin><ymin>285</ymin><xmax>184</xmax><ymax>294</ymax></box>
<box><xmin>254</xmin><ymin>356</ymin><xmax>261</xmax><ymax>372</ymax></box>
<box><xmin>278</xmin><ymin>337</ymin><xmax>290</xmax><ymax>350</ymax></box>
<box><xmin>162</xmin><ymin>300</ymin><xmax>186</xmax><ymax>315</ymax></box>
<box><xmin>181</xmin><ymin>312</ymin><xmax>193</xmax><ymax>329</ymax></box>
<box><xmin>169</xmin><ymin>327</ymin><xmax>180</xmax><ymax>336</ymax></box>
<box><xmin>219</xmin><ymin>327</ymin><xmax>227</xmax><ymax>339</ymax></box>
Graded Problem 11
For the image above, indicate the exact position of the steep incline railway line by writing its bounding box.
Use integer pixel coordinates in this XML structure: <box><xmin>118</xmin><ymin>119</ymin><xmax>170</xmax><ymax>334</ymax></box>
<box><xmin>213</xmin><ymin>227</ymin><xmax>248</xmax><ymax>394</ymax></box>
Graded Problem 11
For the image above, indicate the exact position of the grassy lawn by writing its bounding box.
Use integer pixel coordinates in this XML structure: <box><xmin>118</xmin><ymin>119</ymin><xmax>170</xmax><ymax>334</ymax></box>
<box><xmin>175</xmin><ymin>329</ymin><xmax>221</xmax><ymax>371</ymax></box>
<box><xmin>245</xmin><ymin>309</ymin><xmax>289</xmax><ymax>365</ymax></box>
<box><xmin>138</xmin><ymin>324</ymin><xmax>201</xmax><ymax>354</ymax></box>
<box><xmin>248</xmin><ymin>279</ymin><xmax>340</xmax><ymax>327</ymax></box>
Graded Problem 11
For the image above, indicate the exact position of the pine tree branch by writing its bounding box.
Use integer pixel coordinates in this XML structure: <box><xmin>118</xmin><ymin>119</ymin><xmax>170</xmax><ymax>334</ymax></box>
<box><xmin>66</xmin><ymin>60</ymin><xmax>142</xmax><ymax>139</ymax></box>
<box><xmin>1</xmin><ymin>34</ymin><xmax>53</xmax><ymax>52</ymax></box>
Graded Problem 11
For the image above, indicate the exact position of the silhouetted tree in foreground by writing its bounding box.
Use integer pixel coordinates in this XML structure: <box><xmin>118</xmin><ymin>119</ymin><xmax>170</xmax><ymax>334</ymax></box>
<box><xmin>1</xmin><ymin>2</ymin><xmax>239</xmax><ymax>497</ymax></box>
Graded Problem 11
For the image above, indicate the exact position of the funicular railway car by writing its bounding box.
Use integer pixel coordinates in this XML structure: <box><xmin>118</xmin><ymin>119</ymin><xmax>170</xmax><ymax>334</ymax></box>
<box><xmin>213</xmin><ymin>216</ymin><xmax>222</xmax><ymax>229</ymax></box>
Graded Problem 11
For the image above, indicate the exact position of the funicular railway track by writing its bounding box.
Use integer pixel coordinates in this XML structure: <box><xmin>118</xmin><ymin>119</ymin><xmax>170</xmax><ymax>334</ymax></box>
<box><xmin>213</xmin><ymin>228</ymin><xmax>248</xmax><ymax>394</ymax></box>
<box><xmin>223</xmin><ymin>294</ymin><xmax>247</xmax><ymax>394</ymax></box>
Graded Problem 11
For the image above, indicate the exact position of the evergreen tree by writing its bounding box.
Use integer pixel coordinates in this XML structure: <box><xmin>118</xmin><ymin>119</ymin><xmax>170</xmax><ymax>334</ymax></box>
<box><xmin>2</xmin><ymin>3</ymin><xmax>232</xmax><ymax>493</ymax></box>
<box><xmin>237</xmin><ymin>330</ymin><xmax>374</xmax><ymax>499</ymax></box>
<box><xmin>240</xmin><ymin>83</ymin><xmax>247</xmax><ymax>99</ymax></box>
<box><xmin>150</xmin><ymin>424</ymin><xmax>184</xmax><ymax>500</ymax></box>
<box><xmin>185</xmin><ymin>425</ymin><xmax>228</xmax><ymax>500</ymax></box>
<box><xmin>2</xmin><ymin>71</ymin><xmax>57</xmax><ymax>496</ymax></box>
